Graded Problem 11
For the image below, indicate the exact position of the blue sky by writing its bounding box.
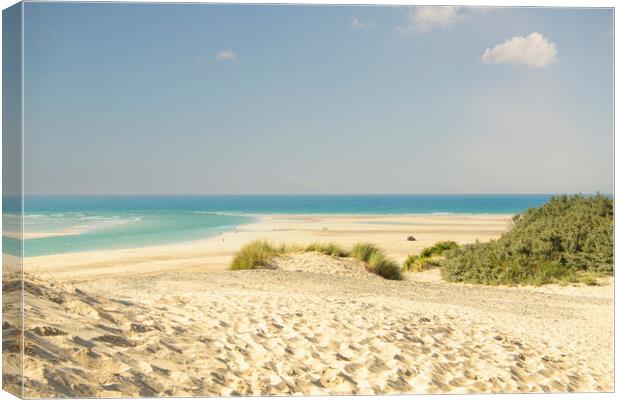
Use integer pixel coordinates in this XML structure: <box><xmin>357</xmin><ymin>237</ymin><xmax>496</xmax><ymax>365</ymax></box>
<box><xmin>23</xmin><ymin>4</ymin><xmax>613</xmax><ymax>195</ymax></box>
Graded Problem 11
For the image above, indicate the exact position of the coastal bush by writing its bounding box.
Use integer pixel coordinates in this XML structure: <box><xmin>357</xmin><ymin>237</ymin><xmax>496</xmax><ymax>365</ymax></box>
<box><xmin>420</xmin><ymin>241</ymin><xmax>459</xmax><ymax>258</ymax></box>
<box><xmin>230</xmin><ymin>240</ymin><xmax>288</xmax><ymax>270</ymax></box>
<box><xmin>403</xmin><ymin>241</ymin><xmax>459</xmax><ymax>272</ymax></box>
<box><xmin>305</xmin><ymin>242</ymin><xmax>349</xmax><ymax>257</ymax></box>
<box><xmin>442</xmin><ymin>194</ymin><xmax>613</xmax><ymax>285</ymax></box>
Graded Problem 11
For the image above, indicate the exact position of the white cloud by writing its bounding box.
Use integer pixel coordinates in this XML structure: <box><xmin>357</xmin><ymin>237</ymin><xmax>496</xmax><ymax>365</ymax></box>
<box><xmin>398</xmin><ymin>6</ymin><xmax>461</xmax><ymax>34</ymax></box>
<box><xmin>349</xmin><ymin>17</ymin><xmax>376</xmax><ymax>30</ymax></box>
<box><xmin>482</xmin><ymin>32</ymin><xmax>558</xmax><ymax>68</ymax></box>
<box><xmin>215</xmin><ymin>50</ymin><xmax>236</xmax><ymax>62</ymax></box>
<box><xmin>469</xmin><ymin>6</ymin><xmax>494</xmax><ymax>15</ymax></box>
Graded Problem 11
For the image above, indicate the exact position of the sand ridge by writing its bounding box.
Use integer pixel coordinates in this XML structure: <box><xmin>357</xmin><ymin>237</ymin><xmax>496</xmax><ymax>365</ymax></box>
<box><xmin>267</xmin><ymin>252</ymin><xmax>374</xmax><ymax>278</ymax></box>
<box><xmin>6</xmin><ymin>252</ymin><xmax>614</xmax><ymax>397</ymax></box>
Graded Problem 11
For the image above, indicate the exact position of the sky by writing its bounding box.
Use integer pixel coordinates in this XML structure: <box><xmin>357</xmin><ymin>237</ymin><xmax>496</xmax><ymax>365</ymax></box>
<box><xmin>23</xmin><ymin>3</ymin><xmax>614</xmax><ymax>195</ymax></box>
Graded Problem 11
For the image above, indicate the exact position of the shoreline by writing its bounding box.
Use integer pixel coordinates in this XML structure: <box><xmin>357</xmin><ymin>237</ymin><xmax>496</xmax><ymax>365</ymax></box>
<box><xmin>22</xmin><ymin>212</ymin><xmax>514</xmax><ymax>256</ymax></box>
<box><xmin>25</xmin><ymin>213</ymin><xmax>513</xmax><ymax>281</ymax></box>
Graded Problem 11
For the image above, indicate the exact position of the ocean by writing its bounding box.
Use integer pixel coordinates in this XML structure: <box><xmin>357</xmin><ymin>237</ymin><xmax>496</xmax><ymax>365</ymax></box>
<box><xmin>5</xmin><ymin>195</ymin><xmax>562</xmax><ymax>257</ymax></box>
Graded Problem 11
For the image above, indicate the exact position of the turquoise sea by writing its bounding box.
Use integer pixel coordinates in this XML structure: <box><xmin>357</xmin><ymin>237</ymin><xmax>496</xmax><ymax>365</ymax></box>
<box><xmin>3</xmin><ymin>195</ymin><xmax>575</xmax><ymax>257</ymax></box>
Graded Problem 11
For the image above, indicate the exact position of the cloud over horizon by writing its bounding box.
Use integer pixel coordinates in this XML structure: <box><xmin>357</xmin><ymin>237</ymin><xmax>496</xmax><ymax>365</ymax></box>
<box><xmin>215</xmin><ymin>50</ymin><xmax>236</xmax><ymax>62</ymax></box>
<box><xmin>482</xmin><ymin>32</ymin><xmax>558</xmax><ymax>67</ymax></box>
<box><xmin>349</xmin><ymin>16</ymin><xmax>376</xmax><ymax>29</ymax></box>
<box><xmin>398</xmin><ymin>6</ymin><xmax>461</xmax><ymax>34</ymax></box>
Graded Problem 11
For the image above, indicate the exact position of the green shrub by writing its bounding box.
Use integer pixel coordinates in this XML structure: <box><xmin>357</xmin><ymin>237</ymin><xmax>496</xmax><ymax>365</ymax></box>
<box><xmin>403</xmin><ymin>241</ymin><xmax>459</xmax><ymax>272</ymax></box>
<box><xmin>443</xmin><ymin>194</ymin><xmax>613</xmax><ymax>285</ymax></box>
<box><xmin>351</xmin><ymin>242</ymin><xmax>382</xmax><ymax>263</ymax></box>
<box><xmin>420</xmin><ymin>241</ymin><xmax>459</xmax><ymax>258</ymax></box>
<box><xmin>305</xmin><ymin>242</ymin><xmax>349</xmax><ymax>257</ymax></box>
<box><xmin>403</xmin><ymin>254</ymin><xmax>442</xmax><ymax>272</ymax></box>
<box><xmin>230</xmin><ymin>240</ymin><xmax>287</xmax><ymax>270</ymax></box>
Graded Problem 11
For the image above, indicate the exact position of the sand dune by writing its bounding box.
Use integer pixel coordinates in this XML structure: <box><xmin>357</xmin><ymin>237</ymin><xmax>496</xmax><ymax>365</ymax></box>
<box><xmin>6</xmin><ymin>251</ymin><xmax>613</xmax><ymax>397</ymax></box>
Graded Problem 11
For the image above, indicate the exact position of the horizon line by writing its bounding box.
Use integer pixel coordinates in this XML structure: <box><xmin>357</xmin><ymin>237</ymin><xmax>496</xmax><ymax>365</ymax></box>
<box><xmin>18</xmin><ymin>192</ymin><xmax>612</xmax><ymax>197</ymax></box>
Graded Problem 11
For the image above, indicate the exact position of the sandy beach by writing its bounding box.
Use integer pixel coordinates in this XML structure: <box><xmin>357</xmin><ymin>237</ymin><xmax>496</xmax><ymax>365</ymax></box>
<box><xmin>4</xmin><ymin>214</ymin><xmax>614</xmax><ymax>396</ymax></box>
<box><xmin>25</xmin><ymin>214</ymin><xmax>512</xmax><ymax>280</ymax></box>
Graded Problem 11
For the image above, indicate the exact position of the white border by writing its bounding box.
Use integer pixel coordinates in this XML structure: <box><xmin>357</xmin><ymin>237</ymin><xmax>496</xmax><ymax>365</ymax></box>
<box><xmin>0</xmin><ymin>1</ymin><xmax>616</xmax><ymax>400</ymax></box>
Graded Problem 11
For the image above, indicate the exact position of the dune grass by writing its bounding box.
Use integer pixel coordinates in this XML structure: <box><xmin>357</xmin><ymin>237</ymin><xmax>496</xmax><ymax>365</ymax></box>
<box><xmin>351</xmin><ymin>242</ymin><xmax>402</xmax><ymax>280</ymax></box>
<box><xmin>231</xmin><ymin>240</ymin><xmax>403</xmax><ymax>280</ymax></box>
<box><xmin>402</xmin><ymin>254</ymin><xmax>419</xmax><ymax>272</ymax></box>
<box><xmin>350</xmin><ymin>243</ymin><xmax>382</xmax><ymax>263</ymax></box>
<box><xmin>419</xmin><ymin>241</ymin><xmax>459</xmax><ymax>258</ymax></box>
<box><xmin>402</xmin><ymin>255</ymin><xmax>428</xmax><ymax>272</ymax></box>
<box><xmin>305</xmin><ymin>242</ymin><xmax>350</xmax><ymax>257</ymax></box>
<box><xmin>402</xmin><ymin>254</ymin><xmax>443</xmax><ymax>272</ymax></box>
<box><xmin>403</xmin><ymin>241</ymin><xmax>460</xmax><ymax>272</ymax></box>
<box><xmin>230</xmin><ymin>240</ymin><xmax>290</xmax><ymax>270</ymax></box>
<box><xmin>366</xmin><ymin>252</ymin><xmax>402</xmax><ymax>280</ymax></box>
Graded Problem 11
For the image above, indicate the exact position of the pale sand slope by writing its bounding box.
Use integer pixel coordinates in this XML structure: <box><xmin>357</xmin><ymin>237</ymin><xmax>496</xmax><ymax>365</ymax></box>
<box><xmin>25</xmin><ymin>214</ymin><xmax>512</xmax><ymax>280</ymax></box>
<box><xmin>7</xmin><ymin>252</ymin><xmax>613</xmax><ymax>397</ymax></box>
